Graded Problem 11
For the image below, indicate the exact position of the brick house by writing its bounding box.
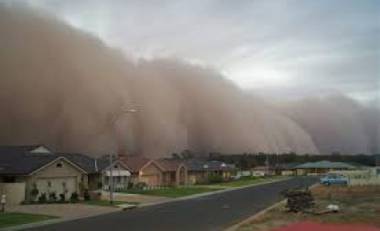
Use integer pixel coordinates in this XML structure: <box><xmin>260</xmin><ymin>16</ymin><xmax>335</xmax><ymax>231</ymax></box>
<box><xmin>0</xmin><ymin>145</ymin><xmax>87</xmax><ymax>204</ymax></box>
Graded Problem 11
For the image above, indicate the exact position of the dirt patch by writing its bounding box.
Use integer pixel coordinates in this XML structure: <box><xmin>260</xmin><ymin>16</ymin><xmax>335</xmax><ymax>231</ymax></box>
<box><xmin>273</xmin><ymin>221</ymin><xmax>380</xmax><ymax>231</ymax></box>
<box><xmin>236</xmin><ymin>185</ymin><xmax>380</xmax><ymax>231</ymax></box>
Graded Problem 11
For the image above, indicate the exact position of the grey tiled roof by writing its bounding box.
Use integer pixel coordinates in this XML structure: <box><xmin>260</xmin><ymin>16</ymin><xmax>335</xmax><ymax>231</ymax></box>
<box><xmin>57</xmin><ymin>153</ymin><xmax>98</xmax><ymax>173</ymax></box>
<box><xmin>185</xmin><ymin>159</ymin><xmax>235</xmax><ymax>171</ymax></box>
<box><xmin>0</xmin><ymin>145</ymin><xmax>57</xmax><ymax>175</ymax></box>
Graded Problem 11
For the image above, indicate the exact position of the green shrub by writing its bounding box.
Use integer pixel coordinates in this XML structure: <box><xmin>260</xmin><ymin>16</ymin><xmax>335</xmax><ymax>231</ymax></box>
<box><xmin>128</xmin><ymin>182</ymin><xmax>134</xmax><ymax>189</ymax></box>
<box><xmin>70</xmin><ymin>192</ymin><xmax>79</xmax><ymax>203</ymax></box>
<box><xmin>134</xmin><ymin>182</ymin><xmax>148</xmax><ymax>190</ymax></box>
<box><xmin>48</xmin><ymin>192</ymin><xmax>57</xmax><ymax>202</ymax></box>
<box><xmin>59</xmin><ymin>193</ymin><xmax>65</xmax><ymax>202</ymax></box>
<box><xmin>83</xmin><ymin>189</ymin><xmax>90</xmax><ymax>201</ymax></box>
<box><xmin>38</xmin><ymin>193</ymin><xmax>47</xmax><ymax>203</ymax></box>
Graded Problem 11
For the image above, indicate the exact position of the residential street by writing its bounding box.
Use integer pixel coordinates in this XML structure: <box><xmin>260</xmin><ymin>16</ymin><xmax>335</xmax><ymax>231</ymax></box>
<box><xmin>26</xmin><ymin>177</ymin><xmax>316</xmax><ymax>231</ymax></box>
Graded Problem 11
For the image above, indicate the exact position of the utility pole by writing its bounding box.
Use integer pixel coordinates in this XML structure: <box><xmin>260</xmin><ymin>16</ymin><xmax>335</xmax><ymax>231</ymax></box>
<box><xmin>109</xmin><ymin>154</ymin><xmax>114</xmax><ymax>205</ymax></box>
<box><xmin>106</xmin><ymin>106</ymin><xmax>137</xmax><ymax>205</ymax></box>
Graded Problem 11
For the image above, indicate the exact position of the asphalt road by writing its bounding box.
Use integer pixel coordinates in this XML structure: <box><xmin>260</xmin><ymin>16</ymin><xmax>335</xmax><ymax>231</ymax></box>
<box><xmin>27</xmin><ymin>177</ymin><xmax>317</xmax><ymax>231</ymax></box>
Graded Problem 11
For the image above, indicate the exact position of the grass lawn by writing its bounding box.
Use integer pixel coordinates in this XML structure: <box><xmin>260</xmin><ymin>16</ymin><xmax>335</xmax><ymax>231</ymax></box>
<box><xmin>123</xmin><ymin>186</ymin><xmax>222</xmax><ymax>198</ymax></box>
<box><xmin>237</xmin><ymin>185</ymin><xmax>380</xmax><ymax>231</ymax></box>
<box><xmin>212</xmin><ymin>176</ymin><xmax>287</xmax><ymax>188</ymax></box>
<box><xmin>81</xmin><ymin>200</ymin><xmax>138</xmax><ymax>207</ymax></box>
<box><xmin>0</xmin><ymin>212</ymin><xmax>57</xmax><ymax>229</ymax></box>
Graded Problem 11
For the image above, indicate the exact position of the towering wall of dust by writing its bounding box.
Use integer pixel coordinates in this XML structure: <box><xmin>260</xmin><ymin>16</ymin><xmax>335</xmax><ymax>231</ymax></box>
<box><xmin>0</xmin><ymin>6</ymin><xmax>378</xmax><ymax>157</ymax></box>
<box><xmin>283</xmin><ymin>96</ymin><xmax>380</xmax><ymax>155</ymax></box>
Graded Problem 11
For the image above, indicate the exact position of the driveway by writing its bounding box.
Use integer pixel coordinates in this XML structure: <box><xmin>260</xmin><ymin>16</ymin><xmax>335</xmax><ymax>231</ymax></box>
<box><xmin>26</xmin><ymin>177</ymin><xmax>317</xmax><ymax>231</ymax></box>
<box><xmin>100</xmin><ymin>191</ymin><xmax>172</xmax><ymax>205</ymax></box>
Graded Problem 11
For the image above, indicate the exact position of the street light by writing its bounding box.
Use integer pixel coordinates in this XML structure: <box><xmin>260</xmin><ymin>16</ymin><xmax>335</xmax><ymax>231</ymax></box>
<box><xmin>108</xmin><ymin>107</ymin><xmax>137</xmax><ymax>205</ymax></box>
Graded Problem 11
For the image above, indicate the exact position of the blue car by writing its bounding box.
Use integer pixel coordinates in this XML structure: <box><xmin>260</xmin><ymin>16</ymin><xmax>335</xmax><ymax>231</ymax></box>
<box><xmin>320</xmin><ymin>174</ymin><xmax>349</xmax><ymax>185</ymax></box>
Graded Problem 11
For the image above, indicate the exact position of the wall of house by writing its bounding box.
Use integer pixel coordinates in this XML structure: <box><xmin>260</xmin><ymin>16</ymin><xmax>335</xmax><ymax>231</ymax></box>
<box><xmin>176</xmin><ymin>165</ymin><xmax>188</xmax><ymax>185</ymax></box>
<box><xmin>188</xmin><ymin>171</ymin><xmax>208</xmax><ymax>184</ymax></box>
<box><xmin>281</xmin><ymin>170</ymin><xmax>295</xmax><ymax>176</ymax></box>
<box><xmin>0</xmin><ymin>182</ymin><xmax>25</xmax><ymax>205</ymax></box>
<box><xmin>161</xmin><ymin>172</ymin><xmax>175</xmax><ymax>186</ymax></box>
<box><xmin>139</xmin><ymin>163</ymin><xmax>163</xmax><ymax>187</ymax></box>
<box><xmin>25</xmin><ymin>158</ymin><xmax>86</xmax><ymax>201</ymax></box>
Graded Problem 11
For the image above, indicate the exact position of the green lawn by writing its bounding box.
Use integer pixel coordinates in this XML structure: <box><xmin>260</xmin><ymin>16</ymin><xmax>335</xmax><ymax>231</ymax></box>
<box><xmin>212</xmin><ymin>176</ymin><xmax>287</xmax><ymax>188</ymax></box>
<box><xmin>0</xmin><ymin>212</ymin><xmax>57</xmax><ymax>228</ymax></box>
<box><xmin>81</xmin><ymin>200</ymin><xmax>137</xmax><ymax>207</ymax></box>
<box><xmin>123</xmin><ymin>186</ymin><xmax>222</xmax><ymax>198</ymax></box>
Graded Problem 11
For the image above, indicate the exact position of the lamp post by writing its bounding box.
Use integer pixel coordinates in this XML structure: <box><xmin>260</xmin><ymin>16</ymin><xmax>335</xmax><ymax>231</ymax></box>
<box><xmin>108</xmin><ymin>107</ymin><xmax>137</xmax><ymax>205</ymax></box>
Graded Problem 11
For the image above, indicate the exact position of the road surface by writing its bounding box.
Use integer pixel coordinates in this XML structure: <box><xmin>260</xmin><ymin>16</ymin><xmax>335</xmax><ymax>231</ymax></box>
<box><xmin>27</xmin><ymin>177</ymin><xmax>316</xmax><ymax>231</ymax></box>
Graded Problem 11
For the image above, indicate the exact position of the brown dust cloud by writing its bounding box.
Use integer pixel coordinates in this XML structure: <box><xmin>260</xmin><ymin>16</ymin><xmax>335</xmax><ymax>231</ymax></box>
<box><xmin>0</xmin><ymin>5</ymin><xmax>379</xmax><ymax>157</ymax></box>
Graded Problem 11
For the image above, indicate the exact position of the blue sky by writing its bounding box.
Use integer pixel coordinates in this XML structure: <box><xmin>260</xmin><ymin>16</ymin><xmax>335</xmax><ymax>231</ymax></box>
<box><xmin>16</xmin><ymin>0</ymin><xmax>380</xmax><ymax>103</ymax></box>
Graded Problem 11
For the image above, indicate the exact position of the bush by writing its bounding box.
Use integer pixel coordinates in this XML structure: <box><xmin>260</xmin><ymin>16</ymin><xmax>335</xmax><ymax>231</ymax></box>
<box><xmin>83</xmin><ymin>189</ymin><xmax>90</xmax><ymax>201</ymax></box>
<box><xmin>134</xmin><ymin>182</ymin><xmax>148</xmax><ymax>190</ymax></box>
<box><xmin>38</xmin><ymin>193</ymin><xmax>47</xmax><ymax>203</ymax></box>
<box><xmin>70</xmin><ymin>192</ymin><xmax>79</xmax><ymax>203</ymax></box>
<box><xmin>30</xmin><ymin>185</ymin><xmax>39</xmax><ymax>201</ymax></box>
<box><xmin>48</xmin><ymin>192</ymin><xmax>57</xmax><ymax>202</ymax></box>
<box><xmin>59</xmin><ymin>193</ymin><xmax>65</xmax><ymax>202</ymax></box>
<box><xmin>208</xmin><ymin>174</ymin><xmax>223</xmax><ymax>184</ymax></box>
<box><xmin>128</xmin><ymin>182</ymin><xmax>134</xmax><ymax>189</ymax></box>
<box><xmin>97</xmin><ymin>181</ymin><xmax>103</xmax><ymax>189</ymax></box>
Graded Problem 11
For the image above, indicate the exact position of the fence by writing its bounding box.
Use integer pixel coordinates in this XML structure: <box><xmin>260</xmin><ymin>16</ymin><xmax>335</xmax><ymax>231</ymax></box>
<box><xmin>0</xmin><ymin>182</ymin><xmax>26</xmax><ymax>205</ymax></box>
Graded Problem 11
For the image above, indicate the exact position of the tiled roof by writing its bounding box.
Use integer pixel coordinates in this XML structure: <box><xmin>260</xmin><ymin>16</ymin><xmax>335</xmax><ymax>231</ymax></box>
<box><xmin>58</xmin><ymin>153</ymin><xmax>98</xmax><ymax>173</ymax></box>
<box><xmin>0</xmin><ymin>145</ymin><xmax>57</xmax><ymax>175</ymax></box>
<box><xmin>185</xmin><ymin>159</ymin><xmax>235</xmax><ymax>171</ymax></box>
<box><xmin>295</xmin><ymin>161</ymin><xmax>356</xmax><ymax>169</ymax></box>
<box><xmin>119</xmin><ymin>155</ymin><xmax>151</xmax><ymax>173</ymax></box>
<box><xmin>156</xmin><ymin>159</ymin><xmax>185</xmax><ymax>172</ymax></box>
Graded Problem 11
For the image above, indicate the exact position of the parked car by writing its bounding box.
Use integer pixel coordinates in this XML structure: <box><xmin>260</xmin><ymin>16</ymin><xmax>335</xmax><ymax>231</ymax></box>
<box><xmin>320</xmin><ymin>174</ymin><xmax>349</xmax><ymax>185</ymax></box>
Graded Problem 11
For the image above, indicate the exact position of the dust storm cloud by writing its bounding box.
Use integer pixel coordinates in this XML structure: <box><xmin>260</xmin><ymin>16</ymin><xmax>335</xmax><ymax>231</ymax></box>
<box><xmin>0</xmin><ymin>5</ymin><xmax>378</xmax><ymax>157</ymax></box>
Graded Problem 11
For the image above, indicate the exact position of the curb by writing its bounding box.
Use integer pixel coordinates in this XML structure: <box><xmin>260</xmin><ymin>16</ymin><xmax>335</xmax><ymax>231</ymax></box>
<box><xmin>224</xmin><ymin>182</ymin><xmax>320</xmax><ymax>231</ymax></box>
<box><xmin>224</xmin><ymin>199</ymin><xmax>287</xmax><ymax>231</ymax></box>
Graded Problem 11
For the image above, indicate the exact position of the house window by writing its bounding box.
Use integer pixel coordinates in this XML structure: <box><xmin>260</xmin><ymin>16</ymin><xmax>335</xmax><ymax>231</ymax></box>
<box><xmin>56</xmin><ymin>162</ymin><xmax>63</xmax><ymax>168</ymax></box>
<box><xmin>114</xmin><ymin>165</ymin><xmax>118</xmax><ymax>169</ymax></box>
<box><xmin>47</xmin><ymin>181</ymin><xmax>52</xmax><ymax>187</ymax></box>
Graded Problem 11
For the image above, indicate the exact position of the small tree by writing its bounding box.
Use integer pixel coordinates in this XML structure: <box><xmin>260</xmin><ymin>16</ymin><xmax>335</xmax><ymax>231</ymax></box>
<box><xmin>30</xmin><ymin>183</ymin><xmax>39</xmax><ymax>202</ymax></box>
<box><xmin>48</xmin><ymin>192</ymin><xmax>57</xmax><ymax>202</ymax></box>
<box><xmin>83</xmin><ymin>189</ymin><xmax>90</xmax><ymax>201</ymax></box>
<box><xmin>70</xmin><ymin>192</ymin><xmax>79</xmax><ymax>203</ymax></box>
<box><xmin>38</xmin><ymin>193</ymin><xmax>47</xmax><ymax>203</ymax></box>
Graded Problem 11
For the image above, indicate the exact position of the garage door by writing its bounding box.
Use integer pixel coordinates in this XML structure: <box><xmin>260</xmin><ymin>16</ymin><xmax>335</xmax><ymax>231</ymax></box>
<box><xmin>36</xmin><ymin>177</ymin><xmax>77</xmax><ymax>196</ymax></box>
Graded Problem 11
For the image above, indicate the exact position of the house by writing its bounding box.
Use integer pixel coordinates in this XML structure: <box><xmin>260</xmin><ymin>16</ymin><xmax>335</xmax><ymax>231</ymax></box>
<box><xmin>0</xmin><ymin>145</ymin><xmax>87</xmax><ymax>204</ymax></box>
<box><xmin>156</xmin><ymin>159</ymin><xmax>188</xmax><ymax>186</ymax></box>
<box><xmin>186</xmin><ymin>159</ymin><xmax>235</xmax><ymax>184</ymax></box>
<box><xmin>294</xmin><ymin>160</ymin><xmax>356</xmax><ymax>176</ymax></box>
<box><xmin>251</xmin><ymin>166</ymin><xmax>275</xmax><ymax>176</ymax></box>
<box><xmin>60</xmin><ymin>153</ymin><xmax>132</xmax><ymax>192</ymax></box>
<box><xmin>274</xmin><ymin>163</ymin><xmax>299</xmax><ymax>176</ymax></box>
<box><xmin>119</xmin><ymin>155</ymin><xmax>162</xmax><ymax>187</ymax></box>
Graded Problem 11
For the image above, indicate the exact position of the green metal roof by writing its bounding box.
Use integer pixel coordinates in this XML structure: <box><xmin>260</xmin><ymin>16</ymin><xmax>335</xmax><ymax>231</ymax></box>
<box><xmin>295</xmin><ymin>161</ymin><xmax>356</xmax><ymax>169</ymax></box>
